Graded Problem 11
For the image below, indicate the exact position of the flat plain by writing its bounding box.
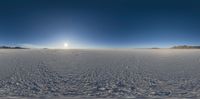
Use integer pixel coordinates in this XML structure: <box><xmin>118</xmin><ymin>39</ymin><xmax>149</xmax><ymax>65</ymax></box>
<box><xmin>0</xmin><ymin>49</ymin><xmax>200</xmax><ymax>99</ymax></box>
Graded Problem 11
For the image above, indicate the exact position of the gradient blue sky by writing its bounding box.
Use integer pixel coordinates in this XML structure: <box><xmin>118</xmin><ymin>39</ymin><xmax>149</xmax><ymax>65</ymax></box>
<box><xmin>0</xmin><ymin>0</ymin><xmax>200</xmax><ymax>48</ymax></box>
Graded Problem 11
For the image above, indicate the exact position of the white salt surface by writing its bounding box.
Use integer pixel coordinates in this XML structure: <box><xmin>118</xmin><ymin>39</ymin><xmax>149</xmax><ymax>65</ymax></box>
<box><xmin>0</xmin><ymin>49</ymin><xmax>200</xmax><ymax>99</ymax></box>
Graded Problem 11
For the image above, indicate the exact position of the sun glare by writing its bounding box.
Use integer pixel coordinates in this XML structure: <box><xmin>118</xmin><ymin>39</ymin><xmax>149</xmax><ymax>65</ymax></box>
<box><xmin>64</xmin><ymin>43</ymin><xmax>68</xmax><ymax>47</ymax></box>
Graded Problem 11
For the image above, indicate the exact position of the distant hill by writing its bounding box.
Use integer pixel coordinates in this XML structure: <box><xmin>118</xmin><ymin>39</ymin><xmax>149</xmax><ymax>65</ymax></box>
<box><xmin>151</xmin><ymin>47</ymin><xmax>160</xmax><ymax>49</ymax></box>
<box><xmin>0</xmin><ymin>46</ymin><xmax>28</xmax><ymax>49</ymax></box>
<box><xmin>171</xmin><ymin>45</ymin><xmax>200</xmax><ymax>49</ymax></box>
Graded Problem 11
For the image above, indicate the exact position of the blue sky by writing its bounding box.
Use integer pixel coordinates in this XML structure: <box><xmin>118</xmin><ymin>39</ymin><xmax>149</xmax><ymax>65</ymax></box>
<box><xmin>0</xmin><ymin>0</ymin><xmax>200</xmax><ymax>48</ymax></box>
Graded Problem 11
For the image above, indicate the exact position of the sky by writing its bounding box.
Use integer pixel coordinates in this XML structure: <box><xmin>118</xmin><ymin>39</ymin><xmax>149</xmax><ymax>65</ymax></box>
<box><xmin>0</xmin><ymin>0</ymin><xmax>200</xmax><ymax>48</ymax></box>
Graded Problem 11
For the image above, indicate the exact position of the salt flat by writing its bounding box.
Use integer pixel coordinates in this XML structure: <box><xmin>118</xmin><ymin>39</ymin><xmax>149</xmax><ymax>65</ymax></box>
<box><xmin>0</xmin><ymin>49</ymin><xmax>200</xmax><ymax>99</ymax></box>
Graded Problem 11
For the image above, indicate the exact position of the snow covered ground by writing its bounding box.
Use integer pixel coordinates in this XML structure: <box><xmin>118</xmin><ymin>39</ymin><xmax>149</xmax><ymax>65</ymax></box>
<box><xmin>0</xmin><ymin>49</ymin><xmax>200</xmax><ymax>99</ymax></box>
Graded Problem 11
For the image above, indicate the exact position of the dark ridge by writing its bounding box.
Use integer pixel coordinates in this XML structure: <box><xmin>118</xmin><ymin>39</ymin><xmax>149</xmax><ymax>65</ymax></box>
<box><xmin>0</xmin><ymin>46</ymin><xmax>28</xmax><ymax>49</ymax></box>
<box><xmin>171</xmin><ymin>45</ymin><xmax>200</xmax><ymax>49</ymax></box>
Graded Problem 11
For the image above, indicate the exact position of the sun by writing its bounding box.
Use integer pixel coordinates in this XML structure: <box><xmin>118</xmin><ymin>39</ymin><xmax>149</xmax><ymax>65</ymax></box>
<box><xmin>64</xmin><ymin>43</ymin><xmax>68</xmax><ymax>47</ymax></box>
